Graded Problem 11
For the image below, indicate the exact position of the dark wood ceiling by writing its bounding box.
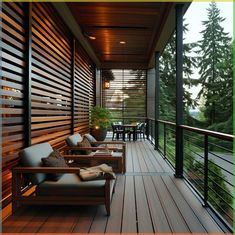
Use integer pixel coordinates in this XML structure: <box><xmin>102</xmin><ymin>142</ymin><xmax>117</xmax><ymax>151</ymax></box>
<box><xmin>67</xmin><ymin>2</ymin><xmax>175</xmax><ymax>69</ymax></box>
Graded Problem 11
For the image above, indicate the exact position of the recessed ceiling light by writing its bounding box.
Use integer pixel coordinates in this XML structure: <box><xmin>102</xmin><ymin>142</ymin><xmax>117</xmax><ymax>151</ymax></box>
<box><xmin>88</xmin><ymin>35</ymin><xmax>96</xmax><ymax>40</ymax></box>
<box><xmin>120</xmin><ymin>41</ymin><xmax>126</xmax><ymax>44</ymax></box>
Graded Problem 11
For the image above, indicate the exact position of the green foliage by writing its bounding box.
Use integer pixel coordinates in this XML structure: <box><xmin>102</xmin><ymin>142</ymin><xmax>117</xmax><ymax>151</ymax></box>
<box><xmin>191</xmin><ymin>160</ymin><xmax>232</xmax><ymax>214</ymax></box>
<box><xmin>159</xmin><ymin>23</ymin><xmax>198</xmax><ymax>123</ymax></box>
<box><xmin>196</xmin><ymin>2</ymin><xmax>232</xmax><ymax>131</ymax></box>
<box><xmin>90</xmin><ymin>106</ymin><xmax>112</xmax><ymax>129</ymax></box>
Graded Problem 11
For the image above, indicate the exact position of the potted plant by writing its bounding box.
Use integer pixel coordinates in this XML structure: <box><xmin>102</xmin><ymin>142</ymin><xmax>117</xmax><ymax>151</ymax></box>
<box><xmin>90</xmin><ymin>106</ymin><xmax>112</xmax><ymax>141</ymax></box>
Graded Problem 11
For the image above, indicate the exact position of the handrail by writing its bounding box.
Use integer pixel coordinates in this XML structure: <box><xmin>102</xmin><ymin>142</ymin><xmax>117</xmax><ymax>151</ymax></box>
<box><xmin>180</xmin><ymin>125</ymin><xmax>233</xmax><ymax>141</ymax></box>
<box><xmin>110</xmin><ymin>117</ymin><xmax>147</xmax><ymax>120</ymax></box>
<box><xmin>157</xmin><ymin>119</ymin><xmax>176</xmax><ymax>127</ymax></box>
<box><xmin>148</xmin><ymin>118</ymin><xmax>234</xmax><ymax>141</ymax></box>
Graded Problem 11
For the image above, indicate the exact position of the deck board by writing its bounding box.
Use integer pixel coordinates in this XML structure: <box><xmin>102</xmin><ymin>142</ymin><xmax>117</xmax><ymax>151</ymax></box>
<box><xmin>106</xmin><ymin>175</ymin><xmax>125</xmax><ymax>233</ymax></box>
<box><xmin>143</xmin><ymin>175</ymin><xmax>171</xmax><ymax>232</ymax></box>
<box><xmin>121</xmin><ymin>176</ymin><xmax>137</xmax><ymax>233</ymax></box>
<box><xmin>2</xmin><ymin>140</ymin><xmax>225</xmax><ymax>233</ymax></box>
<box><xmin>162</xmin><ymin>176</ymin><xmax>207</xmax><ymax>233</ymax></box>
<box><xmin>152</xmin><ymin>175</ymin><xmax>190</xmax><ymax>233</ymax></box>
<box><xmin>135</xmin><ymin>176</ymin><xmax>154</xmax><ymax>233</ymax></box>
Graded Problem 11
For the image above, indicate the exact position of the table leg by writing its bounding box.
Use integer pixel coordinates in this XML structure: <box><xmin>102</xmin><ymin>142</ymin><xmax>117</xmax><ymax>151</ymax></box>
<box><xmin>123</xmin><ymin>126</ymin><xmax>126</xmax><ymax>141</ymax></box>
<box><xmin>133</xmin><ymin>127</ymin><xmax>137</xmax><ymax>141</ymax></box>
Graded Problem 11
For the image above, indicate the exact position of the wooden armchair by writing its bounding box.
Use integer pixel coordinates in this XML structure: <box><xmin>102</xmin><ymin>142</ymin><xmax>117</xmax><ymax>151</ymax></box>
<box><xmin>12</xmin><ymin>143</ymin><xmax>116</xmax><ymax>216</ymax></box>
<box><xmin>65</xmin><ymin>134</ymin><xmax>126</xmax><ymax>173</ymax></box>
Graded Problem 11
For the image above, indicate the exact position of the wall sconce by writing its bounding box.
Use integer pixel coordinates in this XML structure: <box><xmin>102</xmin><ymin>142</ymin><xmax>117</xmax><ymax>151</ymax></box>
<box><xmin>104</xmin><ymin>80</ymin><xmax>110</xmax><ymax>89</ymax></box>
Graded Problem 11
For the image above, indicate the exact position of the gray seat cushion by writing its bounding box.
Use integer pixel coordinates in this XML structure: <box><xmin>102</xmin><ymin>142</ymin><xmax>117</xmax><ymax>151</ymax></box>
<box><xmin>66</xmin><ymin>134</ymin><xmax>83</xmax><ymax>147</ymax></box>
<box><xmin>36</xmin><ymin>173</ymin><xmax>107</xmax><ymax>197</ymax></box>
<box><xmin>20</xmin><ymin>143</ymin><xmax>53</xmax><ymax>184</ymax></box>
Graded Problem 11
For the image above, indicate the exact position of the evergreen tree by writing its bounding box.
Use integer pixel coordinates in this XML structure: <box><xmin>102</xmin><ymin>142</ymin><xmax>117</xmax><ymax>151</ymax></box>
<box><xmin>196</xmin><ymin>2</ymin><xmax>232</xmax><ymax>132</ymax></box>
<box><xmin>160</xmin><ymin>24</ymin><xmax>197</xmax><ymax>122</ymax></box>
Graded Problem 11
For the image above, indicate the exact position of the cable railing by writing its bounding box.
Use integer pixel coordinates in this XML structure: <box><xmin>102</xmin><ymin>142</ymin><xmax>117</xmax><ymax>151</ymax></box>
<box><xmin>147</xmin><ymin>118</ymin><xmax>234</xmax><ymax>231</ymax></box>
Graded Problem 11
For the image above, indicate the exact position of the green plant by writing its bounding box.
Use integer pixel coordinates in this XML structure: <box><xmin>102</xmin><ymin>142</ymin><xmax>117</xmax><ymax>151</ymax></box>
<box><xmin>90</xmin><ymin>106</ymin><xmax>112</xmax><ymax>129</ymax></box>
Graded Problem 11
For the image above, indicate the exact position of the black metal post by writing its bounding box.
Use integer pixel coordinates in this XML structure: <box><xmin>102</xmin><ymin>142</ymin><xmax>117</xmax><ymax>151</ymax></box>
<box><xmin>24</xmin><ymin>2</ymin><xmax>32</xmax><ymax>147</ymax></box>
<box><xmin>150</xmin><ymin>120</ymin><xmax>153</xmax><ymax>144</ymax></box>
<box><xmin>146</xmin><ymin>119</ymin><xmax>149</xmax><ymax>140</ymax></box>
<box><xmin>175</xmin><ymin>4</ymin><xmax>184</xmax><ymax>178</ymax></box>
<box><xmin>71</xmin><ymin>38</ymin><xmax>75</xmax><ymax>134</ymax></box>
<box><xmin>155</xmin><ymin>51</ymin><xmax>160</xmax><ymax>150</ymax></box>
<box><xmin>164</xmin><ymin>123</ymin><xmax>166</xmax><ymax>158</ymax></box>
<box><xmin>203</xmin><ymin>135</ymin><xmax>209</xmax><ymax>207</ymax></box>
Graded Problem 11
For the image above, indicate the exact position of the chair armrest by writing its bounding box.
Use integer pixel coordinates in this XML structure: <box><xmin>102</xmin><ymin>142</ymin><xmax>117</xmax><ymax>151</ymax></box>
<box><xmin>63</xmin><ymin>155</ymin><xmax>121</xmax><ymax>160</ymax></box>
<box><xmin>93</xmin><ymin>141</ymin><xmax>126</xmax><ymax>145</ymax></box>
<box><xmin>63</xmin><ymin>155</ymin><xmax>95</xmax><ymax>160</ymax></box>
<box><xmin>12</xmin><ymin>167</ymin><xmax>80</xmax><ymax>174</ymax></box>
<box><xmin>64</xmin><ymin>146</ymin><xmax>121</xmax><ymax>151</ymax></box>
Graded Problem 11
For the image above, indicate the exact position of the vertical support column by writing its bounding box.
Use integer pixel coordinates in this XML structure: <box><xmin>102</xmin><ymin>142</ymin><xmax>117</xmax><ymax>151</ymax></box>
<box><xmin>95</xmin><ymin>68</ymin><xmax>102</xmax><ymax>106</ymax></box>
<box><xmin>175</xmin><ymin>4</ymin><xmax>184</xmax><ymax>178</ymax></box>
<box><xmin>203</xmin><ymin>135</ymin><xmax>209</xmax><ymax>207</ymax></box>
<box><xmin>154</xmin><ymin>52</ymin><xmax>160</xmax><ymax>150</ymax></box>
<box><xmin>71</xmin><ymin>38</ymin><xmax>75</xmax><ymax>134</ymax></box>
<box><xmin>24</xmin><ymin>2</ymin><xmax>32</xmax><ymax>147</ymax></box>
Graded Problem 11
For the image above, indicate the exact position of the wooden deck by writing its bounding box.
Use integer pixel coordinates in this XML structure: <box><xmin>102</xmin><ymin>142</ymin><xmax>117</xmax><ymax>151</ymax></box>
<box><xmin>3</xmin><ymin>141</ymin><xmax>224</xmax><ymax>233</ymax></box>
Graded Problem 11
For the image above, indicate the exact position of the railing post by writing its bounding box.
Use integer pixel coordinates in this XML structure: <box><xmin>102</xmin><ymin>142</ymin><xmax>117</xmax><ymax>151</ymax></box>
<box><xmin>203</xmin><ymin>135</ymin><xmax>209</xmax><ymax>207</ymax></box>
<box><xmin>146</xmin><ymin>118</ymin><xmax>149</xmax><ymax>140</ymax></box>
<box><xmin>155</xmin><ymin>52</ymin><xmax>160</xmax><ymax>150</ymax></box>
<box><xmin>175</xmin><ymin>4</ymin><xmax>184</xmax><ymax>178</ymax></box>
<box><xmin>164</xmin><ymin>123</ymin><xmax>166</xmax><ymax>158</ymax></box>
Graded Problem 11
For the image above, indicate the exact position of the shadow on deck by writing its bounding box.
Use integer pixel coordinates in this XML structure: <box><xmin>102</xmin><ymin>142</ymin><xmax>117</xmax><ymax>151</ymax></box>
<box><xmin>3</xmin><ymin>141</ymin><xmax>223</xmax><ymax>233</ymax></box>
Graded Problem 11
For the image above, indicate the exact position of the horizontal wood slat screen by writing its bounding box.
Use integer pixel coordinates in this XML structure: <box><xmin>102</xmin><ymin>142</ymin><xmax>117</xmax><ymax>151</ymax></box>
<box><xmin>102</xmin><ymin>69</ymin><xmax>146</xmax><ymax>123</ymax></box>
<box><xmin>1</xmin><ymin>2</ymin><xmax>96</xmax><ymax>208</ymax></box>
<box><xmin>1</xmin><ymin>2</ymin><xmax>26</xmax><ymax>206</ymax></box>
<box><xmin>31</xmin><ymin>2</ymin><xmax>72</xmax><ymax>149</ymax></box>
<box><xmin>74</xmin><ymin>44</ymin><xmax>95</xmax><ymax>134</ymax></box>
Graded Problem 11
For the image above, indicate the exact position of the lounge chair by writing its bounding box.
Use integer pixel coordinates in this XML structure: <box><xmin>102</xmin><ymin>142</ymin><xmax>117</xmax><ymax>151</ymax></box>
<box><xmin>12</xmin><ymin>142</ymin><xmax>116</xmax><ymax>216</ymax></box>
<box><xmin>64</xmin><ymin>133</ymin><xmax>126</xmax><ymax>173</ymax></box>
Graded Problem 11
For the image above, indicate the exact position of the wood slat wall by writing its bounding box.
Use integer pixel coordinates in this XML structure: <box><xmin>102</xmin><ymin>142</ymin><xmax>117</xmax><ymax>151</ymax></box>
<box><xmin>31</xmin><ymin>3</ymin><xmax>73</xmax><ymax>149</ymax></box>
<box><xmin>1</xmin><ymin>2</ymin><xmax>96</xmax><ymax>207</ymax></box>
<box><xmin>1</xmin><ymin>2</ymin><xmax>26</xmax><ymax>206</ymax></box>
<box><xmin>74</xmin><ymin>44</ymin><xmax>95</xmax><ymax>134</ymax></box>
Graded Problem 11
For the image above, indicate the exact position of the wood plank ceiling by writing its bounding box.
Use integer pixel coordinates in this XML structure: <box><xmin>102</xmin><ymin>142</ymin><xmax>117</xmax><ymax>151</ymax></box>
<box><xmin>67</xmin><ymin>3</ymin><xmax>175</xmax><ymax>69</ymax></box>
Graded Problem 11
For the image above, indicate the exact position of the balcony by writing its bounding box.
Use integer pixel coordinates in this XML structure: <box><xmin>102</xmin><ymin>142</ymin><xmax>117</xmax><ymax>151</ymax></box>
<box><xmin>1</xmin><ymin>1</ymin><xmax>233</xmax><ymax>233</ymax></box>
<box><xmin>3</xmin><ymin>140</ymin><xmax>225</xmax><ymax>233</ymax></box>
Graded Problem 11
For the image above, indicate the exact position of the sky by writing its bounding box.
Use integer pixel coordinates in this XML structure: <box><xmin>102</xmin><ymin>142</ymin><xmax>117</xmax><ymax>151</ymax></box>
<box><xmin>183</xmin><ymin>2</ymin><xmax>233</xmax><ymax>101</ymax></box>
<box><xmin>184</xmin><ymin>2</ymin><xmax>233</xmax><ymax>44</ymax></box>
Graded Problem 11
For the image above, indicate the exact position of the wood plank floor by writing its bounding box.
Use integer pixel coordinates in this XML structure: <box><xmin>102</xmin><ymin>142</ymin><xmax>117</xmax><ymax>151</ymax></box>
<box><xmin>2</xmin><ymin>140</ymin><xmax>224</xmax><ymax>233</ymax></box>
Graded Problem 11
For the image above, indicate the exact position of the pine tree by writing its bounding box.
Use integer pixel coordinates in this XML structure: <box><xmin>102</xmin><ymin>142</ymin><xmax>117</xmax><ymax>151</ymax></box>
<box><xmin>159</xmin><ymin>24</ymin><xmax>197</xmax><ymax>123</ymax></box>
<box><xmin>196</xmin><ymin>2</ymin><xmax>232</xmax><ymax>131</ymax></box>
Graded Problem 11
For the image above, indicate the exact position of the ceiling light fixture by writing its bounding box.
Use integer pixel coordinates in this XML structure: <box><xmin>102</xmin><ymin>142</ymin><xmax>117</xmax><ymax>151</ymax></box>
<box><xmin>120</xmin><ymin>41</ymin><xmax>126</xmax><ymax>44</ymax></box>
<box><xmin>83</xmin><ymin>31</ymin><xmax>96</xmax><ymax>40</ymax></box>
<box><xmin>88</xmin><ymin>35</ymin><xmax>96</xmax><ymax>40</ymax></box>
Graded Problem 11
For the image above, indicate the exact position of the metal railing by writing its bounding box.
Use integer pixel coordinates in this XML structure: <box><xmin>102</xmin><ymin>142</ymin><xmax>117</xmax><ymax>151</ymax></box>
<box><xmin>147</xmin><ymin>118</ymin><xmax>234</xmax><ymax>232</ymax></box>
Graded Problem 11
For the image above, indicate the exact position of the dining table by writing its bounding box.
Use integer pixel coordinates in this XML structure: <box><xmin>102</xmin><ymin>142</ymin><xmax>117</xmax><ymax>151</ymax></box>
<box><xmin>122</xmin><ymin>123</ymin><xmax>138</xmax><ymax>141</ymax></box>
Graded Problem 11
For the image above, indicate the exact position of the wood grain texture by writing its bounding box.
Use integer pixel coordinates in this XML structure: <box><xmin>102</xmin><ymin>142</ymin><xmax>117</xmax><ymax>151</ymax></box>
<box><xmin>3</xmin><ymin>141</ymin><xmax>224</xmax><ymax>233</ymax></box>
<box><xmin>2</xmin><ymin>2</ymin><xmax>96</xmax><ymax>208</ymax></box>
<box><xmin>67</xmin><ymin>2</ymin><xmax>174</xmax><ymax>69</ymax></box>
